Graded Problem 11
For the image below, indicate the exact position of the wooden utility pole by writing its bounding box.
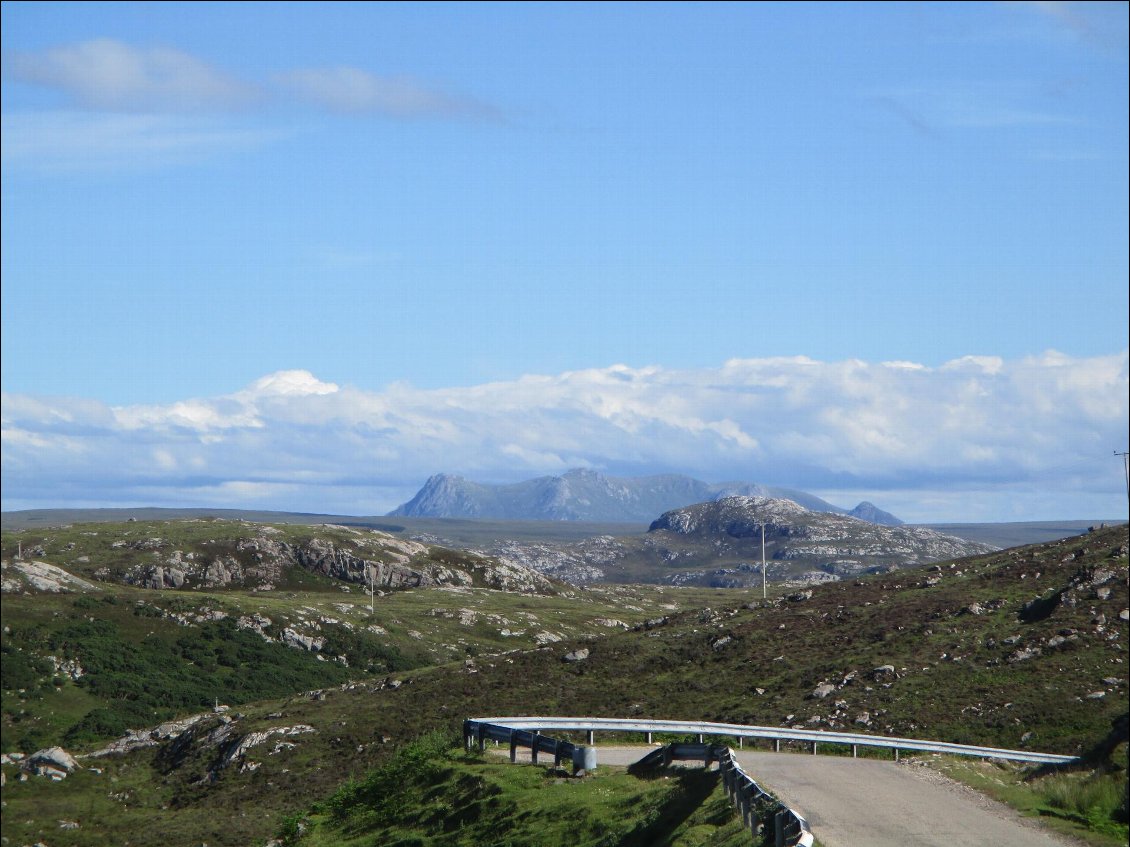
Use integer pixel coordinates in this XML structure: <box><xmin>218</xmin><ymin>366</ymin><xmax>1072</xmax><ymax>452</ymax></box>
<box><xmin>1117</xmin><ymin>451</ymin><xmax>1130</xmax><ymax>517</ymax></box>
<box><xmin>761</xmin><ymin>524</ymin><xmax>767</xmax><ymax>600</ymax></box>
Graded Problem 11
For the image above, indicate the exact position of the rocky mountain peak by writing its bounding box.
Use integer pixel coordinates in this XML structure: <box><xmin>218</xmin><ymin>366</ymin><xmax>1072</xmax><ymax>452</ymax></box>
<box><xmin>390</xmin><ymin>470</ymin><xmax>903</xmax><ymax>525</ymax></box>
<box><xmin>848</xmin><ymin>501</ymin><xmax>903</xmax><ymax>526</ymax></box>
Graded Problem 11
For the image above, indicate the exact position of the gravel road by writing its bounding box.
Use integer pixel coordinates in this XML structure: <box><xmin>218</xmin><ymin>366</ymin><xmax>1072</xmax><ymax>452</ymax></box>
<box><xmin>588</xmin><ymin>746</ymin><xmax>1077</xmax><ymax>847</ymax></box>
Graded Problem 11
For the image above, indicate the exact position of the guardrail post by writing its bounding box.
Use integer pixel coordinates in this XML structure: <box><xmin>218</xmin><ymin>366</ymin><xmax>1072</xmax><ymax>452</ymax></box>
<box><xmin>894</xmin><ymin>748</ymin><xmax>900</xmax><ymax>762</ymax></box>
<box><xmin>587</xmin><ymin>729</ymin><xmax>594</xmax><ymax>745</ymax></box>
<box><xmin>477</xmin><ymin>724</ymin><xmax>486</xmax><ymax>753</ymax></box>
<box><xmin>697</xmin><ymin>733</ymin><xmax>704</xmax><ymax>743</ymax></box>
<box><xmin>646</xmin><ymin>731</ymin><xmax>653</xmax><ymax>744</ymax></box>
<box><xmin>738</xmin><ymin>736</ymin><xmax>743</xmax><ymax>748</ymax></box>
<box><xmin>553</xmin><ymin>740</ymin><xmax>564</xmax><ymax>770</ymax></box>
<box><xmin>509</xmin><ymin>732</ymin><xmax>518</xmax><ymax>763</ymax></box>
<box><xmin>852</xmin><ymin>744</ymin><xmax>858</xmax><ymax>758</ymax></box>
<box><xmin>572</xmin><ymin>745</ymin><xmax>597</xmax><ymax>774</ymax></box>
<box><xmin>530</xmin><ymin>732</ymin><xmax>540</xmax><ymax>765</ymax></box>
<box><xmin>811</xmin><ymin>741</ymin><xmax>817</xmax><ymax>755</ymax></box>
<box><xmin>774</xmin><ymin>739</ymin><xmax>780</xmax><ymax>752</ymax></box>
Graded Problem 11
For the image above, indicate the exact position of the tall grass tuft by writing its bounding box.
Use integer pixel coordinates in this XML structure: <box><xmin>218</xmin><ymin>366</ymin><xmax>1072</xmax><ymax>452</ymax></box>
<box><xmin>1038</xmin><ymin>773</ymin><xmax>1129</xmax><ymax>835</ymax></box>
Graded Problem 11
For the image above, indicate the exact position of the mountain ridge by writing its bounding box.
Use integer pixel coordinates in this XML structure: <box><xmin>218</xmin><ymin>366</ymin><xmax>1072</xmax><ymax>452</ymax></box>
<box><xmin>390</xmin><ymin>469</ymin><xmax>904</xmax><ymax>526</ymax></box>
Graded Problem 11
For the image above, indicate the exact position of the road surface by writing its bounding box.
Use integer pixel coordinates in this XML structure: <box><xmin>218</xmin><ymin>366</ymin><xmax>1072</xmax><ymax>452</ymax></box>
<box><xmin>587</xmin><ymin>746</ymin><xmax>1076</xmax><ymax>847</ymax></box>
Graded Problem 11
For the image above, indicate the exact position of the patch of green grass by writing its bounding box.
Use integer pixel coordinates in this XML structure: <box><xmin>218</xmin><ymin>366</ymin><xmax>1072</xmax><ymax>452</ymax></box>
<box><xmin>924</xmin><ymin>756</ymin><xmax>1129</xmax><ymax>847</ymax></box>
<box><xmin>290</xmin><ymin>732</ymin><xmax>750</xmax><ymax>847</ymax></box>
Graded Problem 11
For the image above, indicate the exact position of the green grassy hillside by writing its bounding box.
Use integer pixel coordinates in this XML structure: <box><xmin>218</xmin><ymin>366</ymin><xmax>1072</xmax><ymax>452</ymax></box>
<box><xmin>285</xmin><ymin>731</ymin><xmax>751</xmax><ymax>847</ymax></box>
<box><xmin>0</xmin><ymin>523</ymin><xmax>1125</xmax><ymax>847</ymax></box>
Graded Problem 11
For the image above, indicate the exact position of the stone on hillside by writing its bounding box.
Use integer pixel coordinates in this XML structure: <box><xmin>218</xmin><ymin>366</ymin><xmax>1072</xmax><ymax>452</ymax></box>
<box><xmin>788</xmin><ymin>590</ymin><xmax>813</xmax><ymax>602</ymax></box>
<box><xmin>281</xmin><ymin>628</ymin><xmax>325</xmax><ymax>652</ymax></box>
<box><xmin>962</xmin><ymin>602</ymin><xmax>986</xmax><ymax>616</ymax></box>
<box><xmin>810</xmin><ymin>683</ymin><xmax>836</xmax><ymax>699</ymax></box>
<box><xmin>872</xmin><ymin>665</ymin><xmax>896</xmax><ymax>679</ymax></box>
<box><xmin>563</xmin><ymin>648</ymin><xmax>590</xmax><ymax>662</ymax></box>
<box><xmin>1008</xmin><ymin>647</ymin><xmax>1041</xmax><ymax>663</ymax></box>
<box><xmin>1120</xmin><ymin>609</ymin><xmax>1129</xmax><ymax>622</ymax></box>
<box><xmin>712</xmin><ymin>636</ymin><xmax>732</xmax><ymax>651</ymax></box>
<box><xmin>23</xmin><ymin>747</ymin><xmax>79</xmax><ymax>778</ymax></box>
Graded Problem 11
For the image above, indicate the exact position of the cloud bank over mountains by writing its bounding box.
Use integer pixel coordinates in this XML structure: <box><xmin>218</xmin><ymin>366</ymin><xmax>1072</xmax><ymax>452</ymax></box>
<box><xmin>3</xmin><ymin>352</ymin><xmax>1126</xmax><ymax>523</ymax></box>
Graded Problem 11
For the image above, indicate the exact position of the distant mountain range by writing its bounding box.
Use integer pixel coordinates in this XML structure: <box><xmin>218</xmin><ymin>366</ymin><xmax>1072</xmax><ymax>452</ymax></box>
<box><xmin>388</xmin><ymin>469</ymin><xmax>903</xmax><ymax>526</ymax></box>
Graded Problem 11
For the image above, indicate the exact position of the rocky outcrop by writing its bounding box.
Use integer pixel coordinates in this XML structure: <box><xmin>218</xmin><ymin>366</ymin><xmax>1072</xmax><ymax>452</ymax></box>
<box><xmin>1</xmin><ymin>560</ymin><xmax>100</xmax><ymax>594</ymax></box>
<box><xmin>21</xmin><ymin>747</ymin><xmax>79</xmax><ymax>780</ymax></box>
<box><xmin>102</xmin><ymin>526</ymin><xmax>553</xmax><ymax>595</ymax></box>
<box><xmin>647</xmin><ymin>496</ymin><xmax>993</xmax><ymax>581</ymax></box>
<box><xmin>293</xmin><ymin>537</ymin><xmax>434</xmax><ymax>588</ymax></box>
<box><xmin>151</xmin><ymin>714</ymin><xmax>316</xmax><ymax>783</ymax></box>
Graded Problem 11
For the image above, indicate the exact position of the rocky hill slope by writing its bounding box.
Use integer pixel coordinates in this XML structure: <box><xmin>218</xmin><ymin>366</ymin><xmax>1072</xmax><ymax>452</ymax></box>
<box><xmin>463</xmin><ymin>496</ymin><xmax>991</xmax><ymax>586</ymax></box>
<box><xmin>389</xmin><ymin>468</ymin><xmax>903</xmax><ymax>525</ymax></box>
<box><xmin>1</xmin><ymin>524</ymin><xmax>1124</xmax><ymax>847</ymax></box>
<box><xmin>1</xmin><ymin>519</ymin><xmax>554</xmax><ymax>595</ymax></box>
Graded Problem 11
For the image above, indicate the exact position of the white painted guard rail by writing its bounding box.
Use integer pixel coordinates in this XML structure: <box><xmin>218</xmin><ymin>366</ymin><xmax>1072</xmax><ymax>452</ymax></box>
<box><xmin>466</xmin><ymin>716</ymin><xmax>1076</xmax><ymax>846</ymax></box>
<box><xmin>464</xmin><ymin>718</ymin><xmax>817</xmax><ymax>846</ymax></box>
<box><xmin>472</xmin><ymin>716</ymin><xmax>1078</xmax><ymax>765</ymax></box>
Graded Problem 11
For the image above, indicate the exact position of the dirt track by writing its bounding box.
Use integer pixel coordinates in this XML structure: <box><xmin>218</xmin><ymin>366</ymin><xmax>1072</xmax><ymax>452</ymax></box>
<box><xmin>590</xmin><ymin>746</ymin><xmax>1077</xmax><ymax>847</ymax></box>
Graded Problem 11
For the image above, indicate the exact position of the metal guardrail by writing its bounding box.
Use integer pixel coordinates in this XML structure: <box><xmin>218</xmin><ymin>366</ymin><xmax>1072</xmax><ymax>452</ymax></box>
<box><xmin>463</xmin><ymin>719</ymin><xmax>816</xmax><ymax>847</ymax></box>
<box><xmin>462</xmin><ymin>718</ymin><xmax>593</xmax><ymax>774</ymax></box>
<box><xmin>472</xmin><ymin>715</ymin><xmax>1078</xmax><ymax>765</ymax></box>
<box><xmin>465</xmin><ymin>716</ymin><xmax>1077</xmax><ymax>846</ymax></box>
<box><xmin>633</xmin><ymin>742</ymin><xmax>815</xmax><ymax>847</ymax></box>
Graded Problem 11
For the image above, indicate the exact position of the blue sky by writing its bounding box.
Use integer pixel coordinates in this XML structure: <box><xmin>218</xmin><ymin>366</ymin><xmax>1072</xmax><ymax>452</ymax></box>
<box><xmin>2</xmin><ymin>2</ymin><xmax>1128</xmax><ymax>522</ymax></box>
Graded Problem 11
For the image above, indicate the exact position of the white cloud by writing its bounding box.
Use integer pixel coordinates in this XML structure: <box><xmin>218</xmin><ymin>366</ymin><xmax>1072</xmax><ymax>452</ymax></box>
<box><xmin>2</xmin><ymin>40</ymin><xmax>501</xmax><ymax>172</ymax></box>
<box><xmin>2</xmin><ymin>353</ymin><xmax>1127</xmax><ymax>521</ymax></box>
<box><xmin>243</xmin><ymin>370</ymin><xmax>340</xmax><ymax>398</ymax></box>
<box><xmin>277</xmin><ymin>67</ymin><xmax>500</xmax><ymax>120</ymax></box>
<box><xmin>0</xmin><ymin>111</ymin><xmax>276</xmax><ymax>172</ymax></box>
<box><xmin>3</xmin><ymin>39</ymin><xmax>257</xmax><ymax>112</ymax></box>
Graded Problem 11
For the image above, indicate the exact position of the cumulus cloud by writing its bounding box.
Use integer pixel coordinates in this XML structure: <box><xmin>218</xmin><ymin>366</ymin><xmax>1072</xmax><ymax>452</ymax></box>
<box><xmin>2</xmin><ymin>355</ymin><xmax>1127</xmax><ymax>522</ymax></box>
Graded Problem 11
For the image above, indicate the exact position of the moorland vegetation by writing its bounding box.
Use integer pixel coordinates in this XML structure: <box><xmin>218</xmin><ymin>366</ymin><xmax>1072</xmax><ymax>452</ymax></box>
<box><xmin>0</xmin><ymin>516</ymin><xmax>1126</xmax><ymax>846</ymax></box>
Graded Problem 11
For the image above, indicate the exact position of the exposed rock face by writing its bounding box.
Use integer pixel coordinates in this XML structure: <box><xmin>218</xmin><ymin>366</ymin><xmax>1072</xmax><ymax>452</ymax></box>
<box><xmin>22</xmin><ymin>747</ymin><xmax>79</xmax><ymax>780</ymax></box>
<box><xmin>294</xmin><ymin>537</ymin><xmax>433</xmax><ymax>589</ymax></box>
<box><xmin>390</xmin><ymin>468</ymin><xmax>901</xmax><ymax>525</ymax></box>
<box><xmin>1</xmin><ymin>561</ymin><xmax>100</xmax><ymax>594</ymax></box>
<box><xmin>646</xmin><ymin>496</ymin><xmax>993</xmax><ymax>584</ymax></box>
<box><xmin>101</xmin><ymin>527</ymin><xmax>554</xmax><ymax>595</ymax></box>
